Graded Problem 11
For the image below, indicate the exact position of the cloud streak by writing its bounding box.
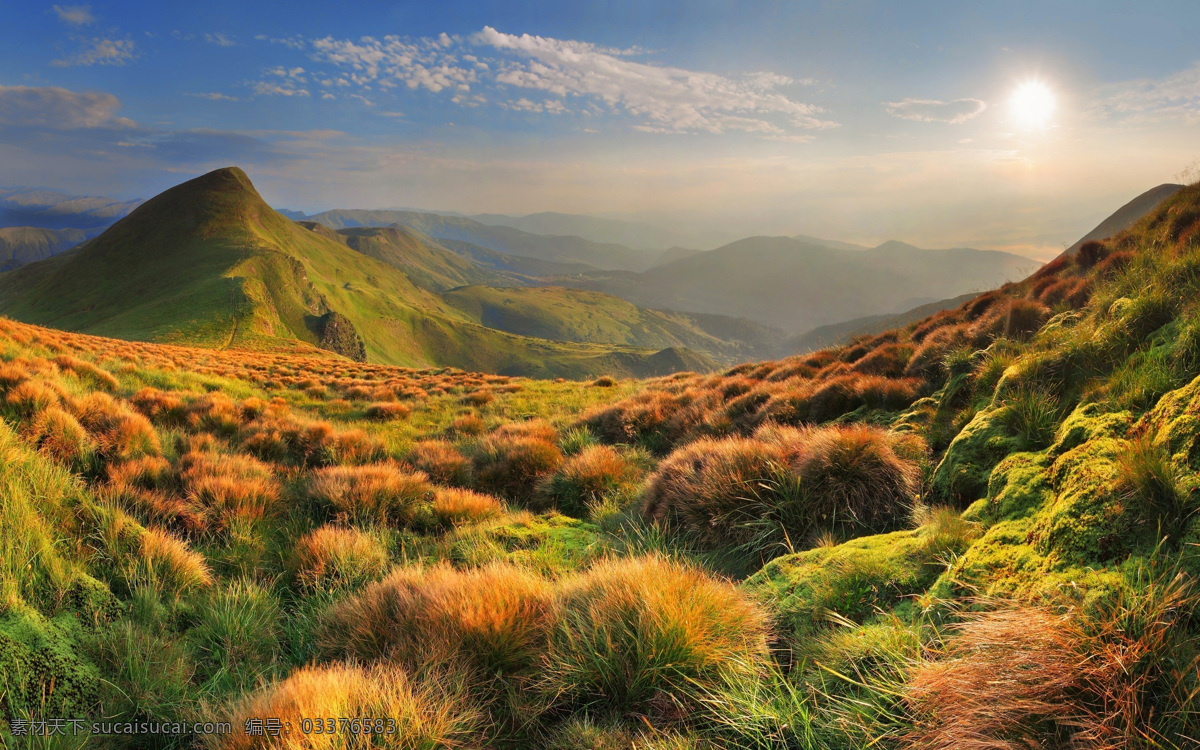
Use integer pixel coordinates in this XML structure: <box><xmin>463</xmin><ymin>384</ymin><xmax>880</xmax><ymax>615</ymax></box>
<box><xmin>1093</xmin><ymin>62</ymin><xmax>1200</xmax><ymax>124</ymax></box>
<box><xmin>884</xmin><ymin>98</ymin><xmax>987</xmax><ymax>124</ymax></box>
<box><xmin>52</xmin><ymin>4</ymin><xmax>94</xmax><ymax>26</ymax></box>
<box><xmin>0</xmin><ymin>85</ymin><xmax>132</xmax><ymax>129</ymax></box>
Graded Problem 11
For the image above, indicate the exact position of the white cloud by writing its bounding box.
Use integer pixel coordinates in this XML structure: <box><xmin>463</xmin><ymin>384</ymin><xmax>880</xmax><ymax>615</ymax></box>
<box><xmin>309</xmin><ymin>35</ymin><xmax>478</xmax><ymax>94</ymax></box>
<box><xmin>0</xmin><ymin>84</ymin><xmax>132</xmax><ymax>128</ymax></box>
<box><xmin>204</xmin><ymin>32</ymin><xmax>237</xmax><ymax>47</ymax></box>
<box><xmin>474</xmin><ymin>26</ymin><xmax>834</xmax><ymax>135</ymax></box>
<box><xmin>250</xmin><ymin>80</ymin><xmax>310</xmax><ymax>97</ymax></box>
<box><xmin>1093</xmin><ymin>62</ymin><xmax>1200</xmax><ymax>123</ymax></box>
<box><xmin>52</xmin><ymin>4</ymin><xmax>94</xmax><ymax>26</ymax></box>
<box><xmin>187</xmin><ymin>92</ymin><xmax>238</xmax><ymax>101</ymax></box>
<box><xmin>289</xmin><ymin>27</ymin><xmax>832</xmax><ymax>137</ymax></box>
<box><xmin>52</xmin><ymin>36</ymin><xmax>137</xmax><ymax>67</ymax></box>
<box><xmin>884</xmin><ymin>98</ymin><xmax>987</xmax><ymax>124</ymax></box>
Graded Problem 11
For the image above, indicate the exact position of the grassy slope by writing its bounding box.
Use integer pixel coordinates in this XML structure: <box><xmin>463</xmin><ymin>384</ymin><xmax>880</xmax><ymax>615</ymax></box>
<box><xmin>0</xmin><ymin>168</ymin><xmax>713</xmax><ymax>379</ymax></box>
<box><xmin>1</xmin><ymin>183</ymin><xmax>1199</xmax><ymax>749</ymax></box>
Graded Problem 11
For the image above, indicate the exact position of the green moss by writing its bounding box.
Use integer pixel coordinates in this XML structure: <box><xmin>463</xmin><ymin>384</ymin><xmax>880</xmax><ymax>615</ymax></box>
<box><xmin>930</xmin><ymin>407</ymin><xmax>1019</xmax><ymax>505</ymax></box>
<box><xmin>449</xmin><ymin>512</ymin><xmax>608</xmax><ymax>574</ymax></box>
<box><xmin>1141</xmin><ymin>373</ymin><xmax>1200</xmax><ymax>470</ymax></box>
<box><xmin>977</xmin><ymin>450</ymin><xmax>1053</xmax><ymax>521</ymax></box>
<box><xmin>0</xmin><ymin>607</ymin><xmax>99</xmax><ymax>721</ymax></box>
<box><xmin>747</xmin><ymin>526</ymin><xmax>964</xmax><ymax>642</ymax></box>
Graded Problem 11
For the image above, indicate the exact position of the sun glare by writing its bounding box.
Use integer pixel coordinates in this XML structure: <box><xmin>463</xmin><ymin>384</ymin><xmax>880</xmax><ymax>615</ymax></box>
<box><xmin>1010</xmin><ymin>80</ymin><xmax>1056</xmax><ymax>130</ymax></box>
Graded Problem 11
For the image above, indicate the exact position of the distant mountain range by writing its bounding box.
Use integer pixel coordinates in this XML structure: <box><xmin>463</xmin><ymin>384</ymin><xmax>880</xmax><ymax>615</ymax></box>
<box><xmin>0</xmin><ymin>167</ymin><xmax>1179</xmax><ymax>376</ymax></box>
<box><xmin>559</xmin><ymin>237</ymin><xmax>1040</xmax><ymax>334</ymax></box>
<box><xmin>0</xmin><ymin>188</ymin><xmax>142</xmax><ymax>230</ymax></box>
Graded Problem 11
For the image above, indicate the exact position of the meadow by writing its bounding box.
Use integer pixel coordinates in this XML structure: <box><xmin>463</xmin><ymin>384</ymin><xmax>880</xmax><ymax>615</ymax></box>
<box><xmin>3</xmin><ymin>183</ymin><xmax>1200</xmax><ymax>749</ymax></box>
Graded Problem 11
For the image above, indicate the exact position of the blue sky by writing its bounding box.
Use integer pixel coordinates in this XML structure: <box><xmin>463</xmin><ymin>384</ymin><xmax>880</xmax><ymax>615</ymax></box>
<box><xmin>3</xmin><ymin>1</ymin><xmax>1199</xmax><ymax>257</ymax></box>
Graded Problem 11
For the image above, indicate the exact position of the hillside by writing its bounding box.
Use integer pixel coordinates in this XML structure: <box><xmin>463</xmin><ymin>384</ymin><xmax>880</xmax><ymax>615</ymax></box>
<box><xmin>784</xmin><ymin>291</ymin><xmax>981</xmax><ymax>354</ymax></box>
<box><xmin>306</xmin><ymin>208</ymin><xmax>658</xmax><ymax>271</ymax></box>
<box><xmin>1</xmin><ymin>179</ymin><xmax>1198</xmax><ymax>750</ymax></box>
<box><xmin>1058</xmin><ymin>182</ymin><xmax>1184</xmax><ymax>258</ymax></box>
<box><xmin>568</xmin><ymin>235</ymin><xmax>1040</xmax><ymax>333</ymax></box>
<box><xmin>443</xmin><ymin>284</ymin><xmax>783</xmax><ymax>363</ymax></box>
<box><xmin>0</xmin><ymin>168</ymin><xmax>713</xmax><ymax>379</ymax></box>
<box><xmin>0</xmin><ymin>226</ymin><xmax>87</xmax><ymax>271</ymax></box>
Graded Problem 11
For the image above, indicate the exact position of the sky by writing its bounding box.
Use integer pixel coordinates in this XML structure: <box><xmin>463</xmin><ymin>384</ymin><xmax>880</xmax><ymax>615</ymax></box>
<box><xmin>2</xmin><ymin>1</ymin><xmax>1199</xmax><ymax>259</ymax></box>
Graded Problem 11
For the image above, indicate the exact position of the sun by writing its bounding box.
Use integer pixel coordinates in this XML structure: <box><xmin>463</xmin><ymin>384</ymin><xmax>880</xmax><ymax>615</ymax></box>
<box><xmin>1010</xmin><ymin>80</ymin><xmax>1056</xmax><ymax>130</ymax></box>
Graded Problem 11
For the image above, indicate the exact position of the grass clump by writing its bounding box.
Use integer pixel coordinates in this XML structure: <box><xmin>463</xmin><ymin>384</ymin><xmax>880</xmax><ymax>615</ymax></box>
<box><xmin>208</xmin><ymin>663</ymin><xmax>481</xmax><ymax>750</ymax></box>
<box><xmin>290</xmin><ymin>524</ymin><xmax>390</xmax><ymax>589</ymax></box>
<box><xmin>642</xmin><ymin>424</ymin><xmax>919</xmax><ymax>562</ymax></box>
<box><xmin>549</xmin><ymin>555</ymin><xmax>768</xmax><ymax>722</ymax></box>
<box><xmin>540</xmin><ymin>444</ymin><xmax>637</xmax><ymax>517</ymax></box>
<box><xmin>306</xmin><ymin>463</ymin><xmax>437</xmax><ymax>529</ymax></box>
<box><xmin>473</xmin><ymin>430</ymin><xmax>564</xmax><ymax>504</ymax></box>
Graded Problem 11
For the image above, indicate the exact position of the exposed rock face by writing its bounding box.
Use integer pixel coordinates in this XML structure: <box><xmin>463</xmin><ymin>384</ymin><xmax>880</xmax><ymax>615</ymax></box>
<box><xmin>313</xmin><ymin>311</ymin><xmax>367</xmax><ymax>362</ymax></box>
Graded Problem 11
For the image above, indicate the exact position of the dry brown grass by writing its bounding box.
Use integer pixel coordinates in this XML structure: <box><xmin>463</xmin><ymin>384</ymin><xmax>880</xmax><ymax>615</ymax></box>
<box><xmin>904</xmin><ymin>582</ymin><xmax>1200</xmax><ymax>750</ymax></box>
<box><xmin>408</xmin><ymin>439</ymin><xmax>472</xmax><ymax>486</ymax></box>
<box><xmin>209</xmin><ymin>663</ymin><xmax>481</xmax><ymax>750</ymax></box>
<box><xmin>539</xmin><ymin>444</ymin><xmax>635</xmax><ymax>517</ymax></box>
<box><xmin>307</xmin><ymin>463</ymin><xmax>436</xmax><ymax>528</ymax></box>
<box><xmin>26</xmin><ymin>405</ymin><xmax>94</xmax><ymax>467</ymax></box>
<box><xmin>365</xmin><ymin>401</ymin><xmax>412</xmax><ymax>421</ymax></box>
<box><xmin>473</xmin><ymin>432</ymin><xmax>563</xmax><ymax>503</ymax></box>
<box><xmin>290</xmin><ymin>525</ymin><xmax>390</xmax><ymax>588</ymax></box>
<box><xmin>432</xmin><ymin>488</ymin><xmax>503</xmax><ymax>526</ymax></box>
<box><xmin>180</xmin><ymin>450</ymin><xmax>281</xmax><ymax>529</ymax></box>
<box><xmin>319</xmin><ymin>562</ymin><xmax>557</xmax><ymax>677</ymax></box>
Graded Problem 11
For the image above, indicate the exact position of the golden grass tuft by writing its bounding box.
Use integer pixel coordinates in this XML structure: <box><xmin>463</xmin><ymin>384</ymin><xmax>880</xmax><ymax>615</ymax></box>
<box><xmin>138</xmin><ymin>526</ymin><xmax>213</xmax><ymax>594</ymax></box>
<box><xmin>290</xmin><ymin>525</ymin><xmax>390</xmax><ymax>588</ymax></box>
<box><xmin>319</xmin><ymin>562</ymin><xmax>557</xmax><ymax>677</ymax></box>
<box><xmin>208</xmin><ymin>663</ymin><xmax>481</xmax><ymax>750</ymax></box>
<box><xmin>432</xmin><ymin>488</ymin><xmax>503</xmax><ymax>526</ymax></box>
<box><xmin>549</xmin><ymin>555</ymin><xmax>769</xmax><ymax>717</ymax></box>
<box><xmin>408</xmin><ymin>439</ymin><xmax>472</xmax><ymax>486</ymax></box>
<box><xmin>307</xmin><ymin>463</ymin><xmax>436</xmax><ymax>528</ymax></box>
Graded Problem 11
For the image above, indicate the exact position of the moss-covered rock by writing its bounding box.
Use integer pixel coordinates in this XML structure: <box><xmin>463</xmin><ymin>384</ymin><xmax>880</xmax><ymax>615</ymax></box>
<box><xmin>748</xmin><ymin>526</ymin><xmax>967</xmax><ymax>642</ymax></box>
<box><xmin>1140</xmin><ymin>373</ymin><xmax>1200</xmax><ymax>470</ymax></box>
<box><xmin>930</xmin><ymin>407</ymin><xmax>1019</xmax><ymax>505</ymax></box>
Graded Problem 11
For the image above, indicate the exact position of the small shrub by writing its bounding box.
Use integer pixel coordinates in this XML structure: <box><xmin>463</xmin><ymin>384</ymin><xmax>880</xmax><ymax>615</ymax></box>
<box><xmin>291</xmin><ymin>525</ymin><xmax>390</xmax><ymax>589</ymax></box>
<box><xmin>592</xmin><ymin>376</ymin><xmax>618</xmax><ymax>387</ymax></box>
